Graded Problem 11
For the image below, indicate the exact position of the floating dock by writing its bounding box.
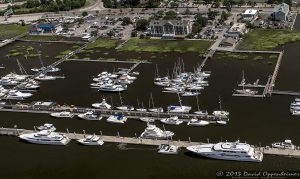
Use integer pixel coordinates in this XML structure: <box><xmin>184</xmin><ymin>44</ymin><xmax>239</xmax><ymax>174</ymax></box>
<box><xmin>1</xmin><ymin>127</ymin><xmax>300</xmax><ymax>158</ymax></box>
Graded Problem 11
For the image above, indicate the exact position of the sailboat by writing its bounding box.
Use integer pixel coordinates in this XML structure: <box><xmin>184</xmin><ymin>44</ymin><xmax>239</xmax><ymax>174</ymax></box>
<box><xmin>148</xmin><ymin>93</ymin><xmax>164</xmax><ymax>113</ymax></box>
<box><xmin>31</xmin><ymin>54</ymin><xmax>60</xmax><ymax>73</ymax></box>
<box><xmin>234</xmin><ymin>71</ymin><xmax>258</xmax><ymax>95</ymax></box>
<box><xmin>136</xmin><ymin>98</ymin><xmax>147</xmax><ymax>112</ymax></box>
<box><xmin>212</xmin><ymin>96</ymin><xmax>229</xmax><ymax>118</ymax></box>
<box><xmin>167</xmin><ymin>93</ymin><xmax>191</xmax><ymax>113</ymax></box>
<box><xmin>193</xmin><ymin>96</ymin><xmax>208</xmax><ymax>115</ymax></box>
<box><xmin>116</xmin><ymin>92</ymin><xmax>134</xmax><ymax>111</ymax></box>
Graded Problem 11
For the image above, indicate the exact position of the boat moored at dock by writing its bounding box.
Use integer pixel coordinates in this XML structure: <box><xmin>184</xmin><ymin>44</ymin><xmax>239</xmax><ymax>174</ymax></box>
<box><xmin>77</xmin><ymin>135</ymin><xmax>104</xmax><ymax>146</ymax></box>
<box><xmin>50</xmin><ymin>111</ymin><xmax>74</xmax><ymax>118</ymax></box>
<box><xmin>157</xmin><ymin>144</ymin><xmax>179</xmax><ymax>155</ymax></box>
<box><xmin>140</xmin><ymin>124</ymin><xmax>174</xmax><ymax>139</ymax></box>
<box><xmin>19</xmin><ymin>130</ymin><xmax>70</xmax><ymax>145</ymax></box>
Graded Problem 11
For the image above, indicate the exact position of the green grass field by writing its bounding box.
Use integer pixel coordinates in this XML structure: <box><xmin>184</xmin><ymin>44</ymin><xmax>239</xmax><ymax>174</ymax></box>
<box><xmin>237</xmin><ymin>29</ymin><xmax>300</xmax><ymax>50</ymax></box>
<box><xmin>22</xmin><ymin>35</ymin><xmax>66</xmax><ymax>41</ymax></box>
<box><xmin>0</xmin><ymin>24</ymin><xmax>30</xmax><ymax>39</ymax></box>
<box><xmin>119</xmin><ymin>38</ymin><xmax>213</xmax><ymax>54</ymax></box>
<box><xmin>86</xmin><ymin>39</ymin><xmax>118</xmax><ymax>49</ymax></box>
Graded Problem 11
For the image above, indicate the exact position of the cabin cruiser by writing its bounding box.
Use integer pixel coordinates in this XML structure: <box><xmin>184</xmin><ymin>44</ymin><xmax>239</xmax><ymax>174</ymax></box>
<box><xmin>92</xmin><ymin>98</ymin><xmax>111</xmax><ymax>109</ymax></box>
<box><xmin>168</xmin><ymin>105</ymin><xmax>191</xmax><ymax>113</ymax></box>
<box><xmin>77</xmin><ymin>135</ymin><xmax>104</xmax><ymax>146</ymax></box>
<box><xmin>98</xmin><ymin>84</ymin><xmax>126</xmax><ymax>92</ymax></box>
<box><xmin>291</xmin><ymin>110</ymin><xmax>300</xmax><ymax>115</ymax></box>
<box><xmin>116</xmin><ymin>105</ymin><xmax>135</xmax><ymax>111</ymax></box>
<box><xmin>0</xmin><ymin>78</ymin><xmax>19</xmax><ymax>86</ymax></box>
<box><xmin>31</xmin><ymin>66</ymin><xmax>60</xmax><ymax>73</ymax></box>
<box><xmin>271</xmin><ymin>139</ymin><xmax>296</xmax><ymax>150</ymax></box>
<box><xmin>19</xmin><ymin>83</ymin><xmax>40</xmax><ymax>90</ymax></box>
<box><xmin>140</xmin><ymin>124</ymin><xmax>174</xmax><ymax>139</ymax></box>
<box><xmin>19</xmin><ymin>130</ymin><xmax>70</xmax><ymax>145</ymax></box>
<box><xmin>186</xmin><ymin>140</ymin><xmax>263</xmax><ymax>162</ymax></box>
<box><xmin>78</xmin><ymin>111</ymin><xmax>102</xmax><ymax>120</ymax></box>
<box><xmin>290</xmin><ymin>105</ymin><xmax>300</xmax><ymax>110</ymax></box>
<box><xmin>50</xmin><ymin>111</ymin><xmax>74</xmax><ymax>118</ymax></box>
<box><xmin>295</xmin><ymin>98</ymin><xmax>300</xmax><ymax>102</ymax></box>
<box><xmin>140</xmin><ymin>117</ymin><xmax>155</xmax><ymax>123</ymax></box>
<box><xmin>106</xmin><ymin>114</ymin><xmax>127</xmax><ymax>124</ymax></box>
<box><xmin>213</xmin><ymin>110</ymin><xmax>229</xmax><ymax>118</ymax></box>
<box><xmin>290</xmin><ymin>101</ymin><xmax>300</xmax><ymax>106</ymax></box>
<box><xmin>181</xmin><ymin>91</ymin><xmax>199</xmax><ymax>97</ymax></box>
<box><xmin>160</xmin><ymin>116</ymin><xmax>183</xmax><ymax>125</ymax></box>
<box><xmin>234</xmin><ymin>89</ymin><xmax>258</xmax><ymax>95</ymax></box>
<box><xmin>187</xmin><ymin>119</ymin><xmax>209</xmax><ymax>126</ymax></box>
<box><xmin>148</xmin><ymin>107</ymin><xmax>164</xmax><ymax>113</ymax></box>
<box><xmin>216</xmin><ymin>120</ymin><xmax>227</xmax><ymax>125</ymax></box>
<box><xmin>154</xmin><ymin>81</ymin><xmax>170</xmax><ymax>87</ymax></box>
<box><xmin>194</xmin><ymin>110</ymin><xmax>208</xmax><ymax>116</ymax></box>
<box><xmin>5</xmin><ymin>90</ymin><xmax>32</xmax><ymax>100</ymax></box>
<box><xmin>35</xmin><ymin>74</ymin><xmax>56</xmax><ymax>81</ymax></box>
<box><xmin>37</xmin><ymin>123</ymin><xmax>56</xmax><ymax>132</ymax></box>
<box><xmin>157</xmin><ymin>144</ymin><xmax>179</xmax><ymax>155</ymax></box>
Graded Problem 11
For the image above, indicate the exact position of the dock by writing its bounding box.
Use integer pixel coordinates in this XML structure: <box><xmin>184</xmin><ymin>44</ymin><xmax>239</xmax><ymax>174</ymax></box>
<box><xmin>1</xmin><ymin>127</ymin><xmax>300</xmax><ymax>158</ymax></box>
<box><xmin>266</xmin><ymin>51</ymin><xmax>284</xmax><ymax>96</ymax></box>
<box><xmin>0</xmin><ymin>32</ymin><xmax>28</xmax><ymax>48</ymax></box>
<box><xmin>0</xmin><ymin>101</ymin><xmax>229</xmax><ymax>123</ymax></box>
<box><xmin>271</xmin><ymin>90</ymin><xmax>300</xmax><ymax>96</ymax></box>
<box><xmin>67</xmin><ymin>59</ymin><xmax>151</xmax><ymax>64</ymax></box>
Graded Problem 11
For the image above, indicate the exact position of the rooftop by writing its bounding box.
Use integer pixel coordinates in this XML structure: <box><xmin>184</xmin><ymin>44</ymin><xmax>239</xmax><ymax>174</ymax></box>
<box><xmin>243</xmin><ymin>9</ymin><xmax>258</xmax><ymax>15</ymax></box>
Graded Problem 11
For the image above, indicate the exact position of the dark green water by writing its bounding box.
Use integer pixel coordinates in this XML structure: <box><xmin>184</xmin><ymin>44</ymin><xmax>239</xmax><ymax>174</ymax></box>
<box><xmin>0</xmin><ymin>40</ymin><xmax>300</xmax><ymax>179</ymax></box>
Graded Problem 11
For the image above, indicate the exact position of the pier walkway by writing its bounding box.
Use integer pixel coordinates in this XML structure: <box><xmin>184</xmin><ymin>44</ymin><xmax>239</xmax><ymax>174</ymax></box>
<box><xmin>0</xmin><ymin>32</ymin><xmax>28</xmax><ymax>48</ymax></box>
<box><xmin>67</xmin><ymin>59</ymin><xmax>151</xmax><ymax>64</ymax></box>
<box><xmin>1</xmin><ymin>127</ymin><xmax>300</xmax><ymax>157</ymax></box>
<box><xmin>267</xmin><ymin>51</ymin><xmax>284</xmax><ymax>96</ymax></box>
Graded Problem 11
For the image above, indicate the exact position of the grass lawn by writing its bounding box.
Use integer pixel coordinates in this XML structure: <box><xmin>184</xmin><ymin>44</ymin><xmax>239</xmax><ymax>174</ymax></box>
<box><xmin>22</xmin><ymin>35</ymin><xmax>65</xmax><ymax>41</ymax></box>
<box><xmin>119</xmin><ymin>38</ymin><xmax>213</xmax><ymax>54</ymax></box>
<box><xmin>86</xmin><ymin>39</ymin><xmax>118</xmax><ymax>49</ymax></box>
<box><xmin>0</xmin><ymin>24</ymin><xmax>30</xmax><ymax>39</ymax></box>
<box><xmin>237</xmin><ymin>29</ymin><xmax>300</xmax><ymax>50</ymax></box>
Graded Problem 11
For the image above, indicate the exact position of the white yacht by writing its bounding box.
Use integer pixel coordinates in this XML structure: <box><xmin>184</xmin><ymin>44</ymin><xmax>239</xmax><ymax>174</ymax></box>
<box><xmin>136</xmin><ymin>108</ymin><xmax>147</xmax><ymax>112</ymax></box>
<box><xmin>106</xmin><ymin>114</ymin><xmax>127</xmax><ymax>124</ymax></box>
<box><xmin>157</xmin><ymin>144</ymin><xmax>179</xmax><ymax>155</ymax></box>
<box><xmin>160</xmin><ymin>116</ymin><xmax>183</xmax><ymax>125</ymax></box>
<box><xmin>213</xmin><ymin>110</ymin><xmax>229</xmax><ymax>118</ymax></box>
<box><xmin>168</xmin><ymin>105</ymin><xmax>191</xmax><ymax>113</ymax></box>
<box><xmin>35</xmin><ymin>74</ymin><xmax>56</xmax><ymax>81</ymax></box>
<box><xmin>194</xmin><ymin>110</ymin><xmax>208</xmax><ymax>115</ymax></box>
<box><xmin>148</xmin><ymin>107</ymin><xmax>164</xmax><ymax>113</ymax></box>
<box><xmin>186</xmin><ymin>141</ymin><xmax>263</xmax><ymax>162</ymax></box>
<box><xmin>77</xmin><ymin>111</ymin><xmax>102</xmax><ymax>120</ymax></box>
<box><xmin>77</xmin><ymin>135</ymin><xmax>104</xmax><ymax>146</ymax></box>
<box><xmin>19</xmin><ymin>83</ymin><xmax>40</xmax><ymax>90</ymax></box>
<box><xmin>50</xmin><ymin>111</ymin><xmax>74</xmax><ymax>118</ymax></box>
<box><xmin>37</xmin><ymin>123</ymin><xmax>56</xmax><ymax>132</ymax></box>
<box><xmin>290</xmin><ymin>101</ymin><xmax>300</xmax><ymax>106</ymax></box>
<box><xmin>92</xmin><ymin>98</ymin><xmax>111</xmax><ymax>109</ymax></box>
<box><xmin>140</xmin><ymin>117</ymin><xmax>155</xmax><ymax>123</ymax></box>
<box><xmin>234</xmin><ymin>89</ymin><xmax>258</xmax><ymax>95</ymax></box>
<box><xmin>98</xmin><ymin>84</ymin><xmax>126</xmax><ymax>92</ymax></box>
<box><xmin>116</xmin><ymin>105</ymin><xmax>135</xmax><ymax>111</ymax></box>
<box><xmin>187</xmin><ymin>119</ymin><xmax>209</xmax><ymax>126</ymax></box>
<box><xmin>140</xmin><ymin>124</ymin><xmax>174</xmax><ymax>139</ymax></box>
<box><xmin>19</xmin><ymin>130</ymin><xmax>70</xmax><ymax>145</ymax></box>
<box><xmin>295</xmin><ymin>98</ymin><xmax>300</xmax><ymax>102</ymax></box>
<box><xmin>271</xmin><ymin>139</ymin><xmax>296</xmax><ymax>150</ymax></box>
<box><xmin>5</xmin><ymin>90</ymin><xmax>32</xmax><ymax>100</ymax></box>
<box><xmin>181</xmin><ymin>91</ymin><xmax>199</xmax><ymax>97</ymax></box>
<box><xmin>31</xmin><ymin>67</ymin><xmax>60</xmax><ymax>73</ymax></box>
<box><xmin>291</xmin><ymin>110</ymin><xmax>300</xmax><ymax>115</ymax></box>
<box><xmin>216</xmin><ymin>120</ymin><xmax>227</xmax><ymax>125</ymax></box>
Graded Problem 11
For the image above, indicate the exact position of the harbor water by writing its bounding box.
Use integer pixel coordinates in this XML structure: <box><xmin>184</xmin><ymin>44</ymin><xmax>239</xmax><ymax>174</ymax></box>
<box><xmin>0</xmin><ymin>39</ymin><xmax>300</xmax><ymax>178</ymax></box>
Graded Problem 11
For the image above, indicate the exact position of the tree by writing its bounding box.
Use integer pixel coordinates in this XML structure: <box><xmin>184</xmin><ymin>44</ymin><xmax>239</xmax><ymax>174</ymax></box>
<box><xmin>203</xmin><ymin>0</ymin><xmax>212</xmax><ymax>4</ymax></box>
<box><xmin>220</xmin><ymin>11</ymin><xmax>230</xmax><ymax>23</ymax></box>
<box><xmin>163</xmin><ymin>10</ymin><xmax>177</xmax><ymax>20</ymax></box>
<box><xmin>237</xmin><ymin>0</ymin><xmax>245</xmax><ymax>7</ymax></box>
<box><xmin>136</xmin><ymin>19</ymin><xmax>149</xmax><ymax>31</ymax></box>
<box><xmin>82</xmin><ymin>11</ymin><xmax>88</xmax><ymax>17</ymax></box>
<box><xmin>131</xmin><ymin>30</ymin><xmax>137</xmax><ymax>37</ymax></box>
<box><xmin>192</xmin><ymin>22</ymin><xmax>202</xmax><ymax>33</ymax></box>
<box><xmin>121</xmin><ymin>17</ymin><xmax>131</xmax><ymax>26</ymax></box>
<box><xmin>183</xmin><ymin>8</ymin><xmax>192</xmax><ymax>15</ymax></box>
<box><xmin>208</xmin><ymin>9</ymin><xmax>219</xmax><ymax>20</ymax></box>
<box><xmin>212</xmin><ymin>0</ymin><xmax>220</xmax><ymax>8</ymax></box>
<box><xmin>146</xmin><ymin>0</ymin><xmax>158</xmax><ymax>8</ymax></box>
<box><xmin>194</xmin><ymin>14</ymin><xmax>208</xmax><ymax>27</ymax></box>
<box><xmin>223</xmin><ymin>0</ymin><xmax>232</xmax><ymax>11</ymax></box>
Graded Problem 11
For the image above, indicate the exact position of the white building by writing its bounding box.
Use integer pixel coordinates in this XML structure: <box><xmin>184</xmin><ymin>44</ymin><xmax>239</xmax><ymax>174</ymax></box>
<box><xmin>149</xmin><ymin>20</ymin><xmax>192</xmax><ymax>38</ymax></box>
<box><xmin>242</xmin><ymin>9</ymin><xmax>258</xmax><ymax>22</ymax></box>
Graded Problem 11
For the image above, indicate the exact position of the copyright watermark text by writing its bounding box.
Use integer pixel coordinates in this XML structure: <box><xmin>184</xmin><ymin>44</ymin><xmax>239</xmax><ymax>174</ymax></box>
<box><xmin>216</xmin><ymin>171</ymin><xmax>300</xmax><ymax>179</ymax></box>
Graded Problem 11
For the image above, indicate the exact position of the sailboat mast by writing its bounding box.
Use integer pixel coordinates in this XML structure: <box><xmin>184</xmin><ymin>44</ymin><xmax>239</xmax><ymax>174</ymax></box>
<box><xmin>196</xmin><ymin>95</ymin><xmax>200</xmax><ymax>111</ymax></box>
<box><xmin>177</xmin><ymin>93</ymin><xmax>183</xmax><ymax>107</ymax></box>
<box><xmin>219</xmin><ymin>96</ymin><xmax>222</xmax><ymax>110</ymax></box>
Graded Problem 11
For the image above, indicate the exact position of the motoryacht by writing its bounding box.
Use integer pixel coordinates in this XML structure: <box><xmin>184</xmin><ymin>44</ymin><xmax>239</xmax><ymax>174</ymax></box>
<box><xmin>50</xmin><ymin>111</ymin><xmax>74</xmax><ymax>118</ymax></box>
<box><xmin>5</xmin><ymin>90</ymin><xmax>32</xmax><ymax>100</ymax></box>
<box><xmin>291</xmin><ymin>110</ymin><xmax>300</xmax><ymax>115</ymax></box>
<box><xmin>160</xmin><ymin>116</ymin><xmax>183</xmax><ymax>125</ymax></box>
<box><xmin>168</xmin><ymin>105</ymin><xmax>191</xmax><ymax>113</ymax></box>
<box><xmin>140</xmin><ymin>124</ymin><xmax>174</xmax><ymax>139</ymax></box>
<box><xmin>194</xmin><ymin>110</ymin><xmax>208</xmax><ymax>116</ymax></box>
<box><xmin>92</xmin><ymin>98</ymin><xmax>111</xmax><ymax>109</ymax></box>
<box><xmin>140</xmin><ymin>117</ymin><xmax>155</xmax><ymax>123</ymax></box>
<box><xmin>35</xmin><ymin>74</ymin><xmax>56</xmax><ymax>81</ymax></box>
<box><xmin>77</xmin><ymin>111</ymin><xmax>102</xmax><ymax>120</ymax></box>
<box><xmin>77</xmin><ymin>135</ymin><xmax>104</xmax><ymax>146</ymax></box>
<box><xmin>187</xmin><ymin>119</ymin><xmax>209</xmax><ymax>126</ymax></box>
<box><xmin>234</xmin><ymin>89</ymin><xmax>258</xmax><ymax>95</ymax></box>
<box><xmin>216</xmin><ymin>120</ymin><xmax>227</xmax><ymax>125</ymax></box>
<box><xmin>19</xmin><ymin>130</ymin><xmax>70</xmax><ymax>145</ymax></box>
<box><xmin>290</xmin><ymin>101</ymin><xmax>300</xmax><ymax>106</ymax></box>
<box><xmin>19</xmin><ymin>83</ymin><xmax>40</xmax><ymax>90</ymax></box>
<box><xmin>106</xmin><ymin>114</ymin><xmax>127</xmax><ymax>124</ymax></box>
<box><xmin>116</xmin><ymin>105</ymin><xmax>135</xmax><ymax>111</ymax></box>
<box><xmin>181</xmin><ymin>91</ymin><xmax>199</xmax><ymax>97</ymax></box>
<box><xmin>186</xmin><ymin>140</ymin><xmax>263</xmax><ymax>162</ymax></box>
<box><xmin>271</xmin><ymin>139</ymin><xmax>296</xmax><ymax>150</ymax></box>
<box><xmin>98</xmin><ymin>84</ymin><xmax>126</xmax><ymax>92</ymax></box>
<box><xmin>37</xmin><ymin>123</ymin><xmax>56</xmax><ymax>132</ymax></box>
<box><xmin>157</xmin><ymin>144</ymin><xmax>179</xmax><ymax>155</ymax></box>
<box><xmin>31</xmin><ymin>67</ymin><xmax>60</xmax><ymax>73</ymax></box>
<box><xmin>213</xmin><ymin>110</ymin><xmax>229</xmax><ymax>118</ymax></box>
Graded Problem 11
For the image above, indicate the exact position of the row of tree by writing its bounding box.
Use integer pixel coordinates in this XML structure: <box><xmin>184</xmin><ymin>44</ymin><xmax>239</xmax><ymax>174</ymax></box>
<box><xmin>103</xmin><ymin>0</ymin><xmax>158</xmax><ymax>8</ymax></box>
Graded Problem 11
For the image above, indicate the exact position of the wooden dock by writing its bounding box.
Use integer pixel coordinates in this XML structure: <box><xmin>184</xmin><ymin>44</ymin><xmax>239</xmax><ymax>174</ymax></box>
<box><xmin>0</xmin><ymin>102</ymin><xmax>229</xmax><ymax>123</ymax></box>
<box><xmin>267</xmin><ymin>51</ymin><xmax>284</xmax><ymax>96</ymax></box>
<box><xmin>1</xmin><ymin>127</ymin><xmax>300</xmax><ymax>158</ymax></box>
<box><xmin>272</xmin><ymin>90</ymin><xmax>300</xmax><ymax>96</ymax></box>
<box><xmin>67</xmin><ymin>59</ymin><xmax>151</xmax><ymax>64</ymax></box>
<box><xmin>0</xmin><ymin>32</ymin><xmax>28</xmax><ymax>48</ymax></box>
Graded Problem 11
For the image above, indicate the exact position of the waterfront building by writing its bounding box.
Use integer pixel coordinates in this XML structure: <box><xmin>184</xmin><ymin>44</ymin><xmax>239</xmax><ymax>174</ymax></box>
<box><xmin>242</xmin><ymin>9</ymin><xmax>258</xmax><ymax>22</ymax></box>
<box><xmin>219</xmin><ymin>37</ymin><xmax>236</xmax><ymax>47</ymax></box>
<box><xmin>271</xmin><ymin>3</ymin><xmax>290</xmax><ymax>21</ymax></box>
<box><xmin>225</xmin><ymin>23</ymin><xmax>247</xmax><ymax>38</ymax></box>
<box><xmin>149</xmin><ymin>20</ymin><xmax>192</xmax><ymax>38</ymax></box>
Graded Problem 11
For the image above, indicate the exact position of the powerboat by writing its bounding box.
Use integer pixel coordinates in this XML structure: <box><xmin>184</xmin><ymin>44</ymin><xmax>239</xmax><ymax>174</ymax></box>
<box><xmin>98</xmin><ymin>84</ymin><xmax>126</xmax><ymax>92</ymax></box>
<box><xmin>77</xmin><ymin>111</ymin><xmax>102</xmax><ymax>120</ymax></box>
<box><xmin>136</xmin><ymin>108</ymin><xmax>147</xmax><ymax>112</ymax></box>
<box><xmin>291</xmin><ymin>110</ymin><xmax>300</xmax><ymax>115</ymax></box>
<box><xmin>116</xmin><ymin>105</ymin><xmax>135</xmax><ymax>111</ymax></box>
<box><xmin>19</xmin><ymin>130</ymin><xmax>70</xmax><ymax>145</ymax></box>
<box><xmin>181</xmin><ymin>91</ymin><xmax>199</xmax><ymax>97</ymax></box>
<box><xmin>31</xmin><ymin>67</ymin><xmax>60</xmax><ymax>73</ymax></box>
<box><xmin>160</xmin><ymin>116</ymin><xmax>183</xmax><ymax>125</ymax></box>
<box><xmin>194</xmin><ymin>110</ymin><xmax>208</xmax><ymax>115</ymax></box>
<box><xmin>106</xmin><ymin>114</ymin><xmax>127</xmax><ymax>124</ymax></box>
<box><xmin>187</xmin><ymin>119</ymin><xmax>209</xmax><ymax>126</ymax></box>
<box><xmin>216</xmin><ymin>120</ymin><xmax>227</xmax><ymax>125</ymax></box>
<box><xmin>37</xmin><ymin>123</ymin><xmax>56</xmax><ymax>132</ymax></box>
<box><xmin>290</xmin><ymin>101</ymin><xmax>300</xmax><ymax>106</ymax></box>
<box><xmin>140</xmin><ymin>117</ymin><xmax>155</xmax><ymax>123</ymax></box>
<box><xmin>148</xmin><ymin>107</ymin><xmax>164</xmax><ymax>113</ymax></box>
<box><xmin>234</xmin><ymin>89</ymin><xmax>258</xmax><ymax>95</ymax></box>
<box><xmin>271</xmin><ymin>139</ymin><xmax>296</xmax><ymax>150</ymax></box>
<box><xmin>140</xmin><ymin>124</ymin><xmax>174</xmax><ymax>139</ymax></box>
<box><xmin>186</xmin><ymin>140</ymin><xmax>263</xmax><ymax>162</ymax></box>
<box><xmin>50</xmin><ymin>111</ymin><xmax>74</xmax><ymax>118</ymax></box>
<box><xmin>157</xmin><ymin>144</ymin><xmax>179</xmax><ymax>155</ymax></box>
<box><xmin>92</xmin><ymin>98</ymin><xmax>111</xmax><ymax>109</ymax></box>
<box><xmin>35</xmin><ymin>74</ymin><xmax>56</xmax><ymax>81</ymax></box>
<box><xmin>167</xmin><ymin>105</ymin><xmax>191</xmax><ymax>113</ymax></box>
<box><xmin>213</xmin><ymin>110</ymin><xmax>229</xmax><ymax>118</ymax></box>
<box><xmin>77</xmin><ymin>135</ymin><xmax>104</xmax><ymax>146</ymax></box>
